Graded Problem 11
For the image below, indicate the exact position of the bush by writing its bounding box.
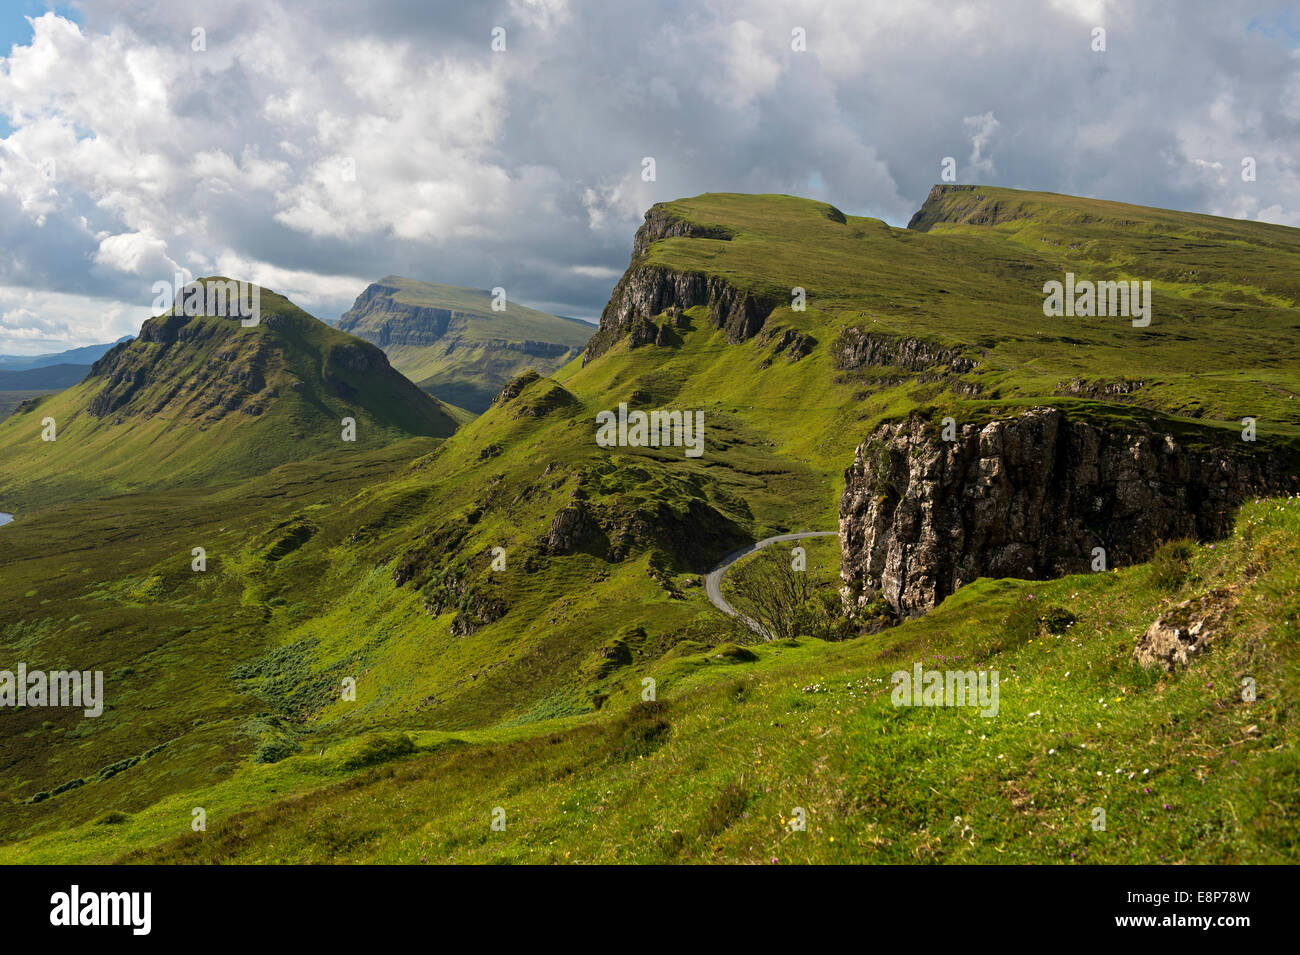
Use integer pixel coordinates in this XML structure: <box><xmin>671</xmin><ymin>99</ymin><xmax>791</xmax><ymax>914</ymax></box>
<box><xmin>254</xmin><ymin>738</ymin><xmax>302</xmax><ymax>764</ymax></box>
<box><xmin>1150</xmin><ymin>538</ymin><xmax>1197</xmax><ymax>591</ymax></box>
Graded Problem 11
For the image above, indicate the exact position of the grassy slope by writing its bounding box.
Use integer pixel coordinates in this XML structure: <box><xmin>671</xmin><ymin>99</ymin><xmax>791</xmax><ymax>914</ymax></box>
<box><xmin>635</xmin><ymin>190</ymin><xmax>1300</xmax><ymax>433</ymax></box>
<box><xmin>4</xmin><ymin>498</ymin><xmax>1295</xmax><ymax>863</ymax></box>
<box><xmin>340</xmin><ymin>276</ymin><xmax>594</xmax><ymax>412</ymax></box>
<box><xmin>0</xmin><ymin>283</ymin><xmax>459</xmax><ymax>510</ymax></box>
<box><xmin>2</xmin><ymin>189</ymin><xmax>1297</xmax><ymax>862</ymax></box>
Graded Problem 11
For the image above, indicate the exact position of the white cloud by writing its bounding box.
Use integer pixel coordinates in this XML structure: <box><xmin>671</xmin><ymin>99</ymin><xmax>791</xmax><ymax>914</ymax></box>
<box><xmin>93</xmin><ymin>231</ymin><xmax>179</xmax><ymax>276</ymax></box>
<box><xmin>0</xmin><ymin>285</ymin><xmax>151</xmax><ymax>353</ymax></box>
<box><xmin>964</xmin><ymin>112</ymin><xmax>1000</xmax><ymax>178</ymax></box>
<box><xmin>0</xmin><ymin>0</ymin><xmax>1296</xmax><ymax>349</ymax></box>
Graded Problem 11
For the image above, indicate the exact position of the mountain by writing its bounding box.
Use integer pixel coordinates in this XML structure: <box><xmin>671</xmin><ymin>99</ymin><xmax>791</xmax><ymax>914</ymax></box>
<box><xmin>0</xmin><ymin>363</ymin><xmax>89</xmax><ymax>391</ymax></box>
<box><xmin>0</xmin><ymin>336</ymin><xmax>132</xmax><ymax>370</ymax></box>
<box><xmin>337</xmin><ymin>276</ymin><xmax>593</xmax><ymax>413</ymax></box>
<box><xmin>0</xmin><ymin>279</ymin><xmax>459</xmax><ymax>509</ymax></box>
<box><xmin>584</xmin><ymin>187</ymin><xmax>1300</xmax><ymax>622</ymax></box>
<box><xmin>1</xmin><ymin>191</ymin><xmax>1297</xmax><ymax>865</ymax></box>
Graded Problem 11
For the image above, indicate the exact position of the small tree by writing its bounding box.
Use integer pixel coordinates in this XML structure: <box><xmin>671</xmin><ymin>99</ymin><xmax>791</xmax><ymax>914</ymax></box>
<box><xmin>726</xmin><ymin>546</ymin><xmax>815</xmax><ymax>641</ymax></box>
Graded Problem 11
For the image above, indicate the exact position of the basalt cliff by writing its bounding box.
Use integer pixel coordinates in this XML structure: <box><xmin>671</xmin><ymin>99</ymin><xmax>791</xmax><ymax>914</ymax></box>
<box><xmin>840</xmin><ymin>407</ymin><xmax>1297</xmax><ymax>618</ymax></box>
<box><xmin>583</xmin><ymin>204</ymin><xmax>779</xmax><ymax>362</ymax></box>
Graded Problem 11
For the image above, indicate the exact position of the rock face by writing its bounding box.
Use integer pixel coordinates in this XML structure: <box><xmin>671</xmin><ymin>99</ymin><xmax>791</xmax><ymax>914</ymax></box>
<box><xmin>839</xmin><ymin>407</ymin><xmax>1295</xmax><ymax>618</ymax></box>
<box><xmin>833</xmin><ymin>327</ymin><xmax>976</xmax><ymax>374</ymax></box>
<box><xmin>583</xmin><ymin>206</ymin><xmax>774</xmax><ymax>362</ymax></box>
<box><xmin>906</xmin><ymin>183</ymin><xmax>1035</xmax><ymax>232</ymax></box>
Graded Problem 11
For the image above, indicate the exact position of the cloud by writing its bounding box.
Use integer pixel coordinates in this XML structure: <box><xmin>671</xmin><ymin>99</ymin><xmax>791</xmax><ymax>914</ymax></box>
<box><xmin>0</xmin><ymin>284</ymin><xmax>151</xmax><ymax>353</ymax></box>
<box><xmin>0</xmin><ymin>0</ymin><xmax>1296</xmax><ymax>348</ymax></box>
<box><xmin>964</xmin><ymin>112</ymin><xmax>1000</xmax><ymax>178</ymax></box>
<box><xmin>93</xmin><ymin>231</ymin><xmax>180</xmax><ymax>276</ymax></box>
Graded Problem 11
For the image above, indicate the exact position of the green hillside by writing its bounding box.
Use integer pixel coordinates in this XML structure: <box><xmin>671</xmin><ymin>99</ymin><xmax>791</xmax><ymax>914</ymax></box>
<box><xmin>611</xmin><ymin>188</ymin><xmax>1300</xmax><ymax>433</ymax></box>
<box><xmin>1</xmin><ymin>189</ymin><xmax>1297</xmax><ymax>865</ymax></box>
<box><xmin>337</xmin><ymin>276</ymin><xmax>594</xmax><ymax>413</ymax></box>
<box><xmin>0</xmin><ymin>280</ymin><xmax>459</xmax><ymax>510</ymax></box>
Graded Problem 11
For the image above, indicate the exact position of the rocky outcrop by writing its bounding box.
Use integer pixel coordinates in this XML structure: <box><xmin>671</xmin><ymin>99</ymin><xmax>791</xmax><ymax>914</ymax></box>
<box><xmin>492</xmin><ymin>369</ymin><xmax>578</xmax><ymax>419</ymax></box>
<box><xmin>833</xmin><ymin>327</ymin><xmax>976</xmax><ymax>374</ymax></box>
<box><xmin>338</xmin><ymin>283</ymin><xmax>456</xmax><ymax>347</ymax></box>
<box><xmin>907</xmin><ymin>184</ymin><xmax>1036</xmax><ymax>232</ymax></box>
<box><xmin>583</xmin><ymin>205</ymin><xmax>774</xmax><ymax>363</ymax></box>
<box><xmin>632</xmin><ymin>205</ymin><xmax>734</xmax><ymax>258</ymax></box>
<box><xmin>840</xmin><ymin>407</ymin><xmax>1296</xmax><ymax>618</ymax></box>
<box><xmin>1057</xmin><ymin>377</ymin><xmax>1146</xmax><ymax>400</ymax></box>
<box><xmin>545</xmin><ymin>499</ymin><xmax>602</xmax><ymax>554</ymax></box>
<box><xmin>583</xmin><ymin>265</ymin><xmax>776</xmax><ymax>362</ymax></box>
<box><xmin>1134</xmin><ymin>587</ymin><xmax>1238</xmax><ymax>672</ymax></box>
<box><xmin>759</xmin><ymin>326</ymin><xmax>816</xmax><ymax>367</ymax></box>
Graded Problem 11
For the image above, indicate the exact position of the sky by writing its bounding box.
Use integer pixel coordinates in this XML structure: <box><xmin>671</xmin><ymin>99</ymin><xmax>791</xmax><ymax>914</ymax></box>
<box><xmin>0</xmin><ymin>0</ymin><xmax>1298</xmax><ymax>354</ymax></box>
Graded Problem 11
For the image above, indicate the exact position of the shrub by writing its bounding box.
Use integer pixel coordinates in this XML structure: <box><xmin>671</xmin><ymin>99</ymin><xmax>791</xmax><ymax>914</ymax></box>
<box><xmin>1150</xmin><ymin>538</ymin><xmax>1197</xmax><ymax>591</ymax></box>
<box><xmin>254</xmin><ymin>738</ymin><xmax>302</xmax><ymax>764</ymax></box>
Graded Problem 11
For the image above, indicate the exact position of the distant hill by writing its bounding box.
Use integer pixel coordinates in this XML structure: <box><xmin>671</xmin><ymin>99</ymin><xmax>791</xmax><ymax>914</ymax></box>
<box><xmin>0</xmin><ymin>336</ymin><xmax>132</xmax><ymax>370</ymax></box>
<box><xmin>0</xmin><ymin>363</ymin><xmax>89</xmax><ymax>390</ymax></box>
<box><xmin>0</xmin><ymin>279</ymin><xmax>460</xmax><ymax>508</ymax></box>
<box><xmin>338</xmin><ymin>276</ymin><xmax>593</xmax><ymax>413</ymax></box>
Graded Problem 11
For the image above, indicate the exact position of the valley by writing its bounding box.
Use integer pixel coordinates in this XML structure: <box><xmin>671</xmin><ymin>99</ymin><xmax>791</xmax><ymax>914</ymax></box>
<box><xmin>0</xmin><ymin>185</ymin><xmax>1296</xmax><ymax>864</ymax></box>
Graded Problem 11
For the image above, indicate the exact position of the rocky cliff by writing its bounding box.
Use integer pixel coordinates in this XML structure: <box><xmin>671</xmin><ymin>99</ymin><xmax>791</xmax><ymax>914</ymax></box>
<box><xmin>583</xmin><ymin>205</ymin><xmax>775</xmax><ymax>362</ymax></box>
<box><xmin>840</xmin><ymin>407</ymin><xmax>1296</xmax><ymax>618</ymax></box>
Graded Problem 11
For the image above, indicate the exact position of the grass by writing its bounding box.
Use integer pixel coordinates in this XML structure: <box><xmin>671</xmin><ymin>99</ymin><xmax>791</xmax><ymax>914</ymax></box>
<box><xmin>1</xmin><ymin>186</ymin><xmax>1297</xmax><ymax>863</ymax></box>
<box><xmin>2</xmin><ymin>495</ymin><xmax>1295</xmax><ymax>863</ymax></box>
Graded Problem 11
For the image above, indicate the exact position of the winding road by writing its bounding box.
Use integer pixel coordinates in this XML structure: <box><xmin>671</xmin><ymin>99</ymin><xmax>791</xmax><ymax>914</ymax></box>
<box><xmin>704</xmin><ymin>530</ymin><xmax>839</xmax><ymax>640</ymax></box>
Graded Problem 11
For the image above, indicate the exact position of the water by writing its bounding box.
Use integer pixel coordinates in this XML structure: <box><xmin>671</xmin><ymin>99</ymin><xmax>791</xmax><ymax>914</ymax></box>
<box><xmin>0</xmin><ymin>513</ymin><xmax>12</xmax><ymax>527</ymax></box>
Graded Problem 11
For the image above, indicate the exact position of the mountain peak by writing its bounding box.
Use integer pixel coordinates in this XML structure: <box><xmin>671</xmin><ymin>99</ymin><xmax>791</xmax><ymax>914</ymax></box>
<box><xmin>0</xmin><ymin>281</ymin><xmax>458</xmax><ymax>507</ymax></box>
<box><xmin>338</xmin><ymin>276</ymin><xmax>592</xmax><ymax>413</ymax></box>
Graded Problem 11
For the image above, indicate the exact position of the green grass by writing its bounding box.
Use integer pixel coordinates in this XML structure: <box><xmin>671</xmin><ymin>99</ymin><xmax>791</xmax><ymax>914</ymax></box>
<box><xmin>3</xmin><ymin>496</ymin><xmax>1295</xmax><ymax>863</ymax></box>
<box><xmin>624</xmin><ymin>189</ymin><xmax>1300</xmax><ymax>434</ymax></box>
<box><xmin>1</xmin><ymin>187</ymin><xmax>1297</xmax><ymax>864</ymax></box>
